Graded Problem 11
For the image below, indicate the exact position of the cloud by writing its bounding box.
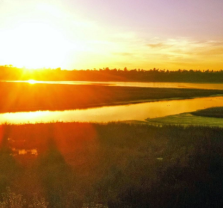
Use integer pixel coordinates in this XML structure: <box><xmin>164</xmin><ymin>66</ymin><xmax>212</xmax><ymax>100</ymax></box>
<box><xmin>138</xmin><ymin>38</ymin><xmax>223</xmax><ymax>69</ymax></box>
<box><xmin>147</xmin><ymin>43</ymin><xmax>170</xmax><ymax>49</ymax></box>
<box><xmin>195</xmin><ymin>42</ymin><xmax>223</xmax><ymax>56</ymax></box>
<box><xmin>146</xmin><ymin>38</ymin><xmax>223</xmax><ymax>57</ymax></box>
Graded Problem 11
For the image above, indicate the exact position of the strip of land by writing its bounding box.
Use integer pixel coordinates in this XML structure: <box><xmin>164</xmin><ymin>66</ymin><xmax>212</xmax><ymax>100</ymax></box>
<box><xmin>1</xmin><ymin>82</ymin><xmax>223</xmax><ymax>113</ymax></box>
<box><xmin>191</xmin><ymin>107</ymin><xmax>223</xmax><ymax>118</ymax></box>
<box><xmin>0</xmin><ymin>83</ymin><xmax>223</xmax><ymax>112</ymax></box>
<box><xmin>146</xmin><ymin>112</ymin><xmax>223</xmax><ymax>127</ymax></box>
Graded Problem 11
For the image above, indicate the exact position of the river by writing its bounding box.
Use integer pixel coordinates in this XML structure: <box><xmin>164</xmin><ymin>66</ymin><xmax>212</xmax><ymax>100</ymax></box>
<box><xmin>1</xmin><ymin>81</ymin><xmax>223</xmax><ymax>124</ymax></box>
<box><xmin>4</xmin><ymin>80</ymin><xmax>223</xmax><ymax>89</ymax></box>
<box><xmin>0</xmin><ymin>96</ymin><xmax>223</xmax><ymax>124</ymax></box>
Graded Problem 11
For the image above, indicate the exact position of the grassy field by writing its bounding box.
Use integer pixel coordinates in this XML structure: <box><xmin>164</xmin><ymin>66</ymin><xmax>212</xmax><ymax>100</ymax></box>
<box><xmin>1</xmin><ymin>122</ymin><xmax>223</xmax><ymax>207</ymax></box>
<box><xmin>1</xmin><ymin>82</ymin><xmax>223</xmax><ymax>112</ymax></box>
<box><xmin>146</xmin><ymin>112</ymin><xmax>223</xmax><ymax>127</ymax></box>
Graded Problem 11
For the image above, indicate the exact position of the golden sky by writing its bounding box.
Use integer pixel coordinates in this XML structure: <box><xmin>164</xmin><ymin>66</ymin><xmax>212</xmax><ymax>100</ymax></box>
<box><xmin>0</xmin><ymin>0</ymin><xmax>223</xmax><ymax>70</ymax></box>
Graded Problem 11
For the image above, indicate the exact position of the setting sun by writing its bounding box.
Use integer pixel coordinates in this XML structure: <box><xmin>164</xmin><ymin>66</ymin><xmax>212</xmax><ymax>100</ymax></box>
<box><xmin>1</xmin><ymin>0</ymin><xmax>223</xmax><ymax>70</ymax></box>
<box><xmin>28</xmin><ymin>79</ymin><xmax>37</xmax><ymax>84</ymax></box>
<box><xmin>1</xmin><ymin>1</ymin><xmax>223</xmax><ymax>207</ymax></box>
<box><xmin>1</xmin><ymin>22</ymin><xmax>71</xmax><ymax>69</ymax></box>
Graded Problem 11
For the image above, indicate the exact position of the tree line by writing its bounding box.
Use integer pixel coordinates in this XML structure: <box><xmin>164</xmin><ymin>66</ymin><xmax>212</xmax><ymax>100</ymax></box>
<box><xmin>1</xmin><ymin>65</ymin><xmax>223</xmax><ymax>82</ymax></box>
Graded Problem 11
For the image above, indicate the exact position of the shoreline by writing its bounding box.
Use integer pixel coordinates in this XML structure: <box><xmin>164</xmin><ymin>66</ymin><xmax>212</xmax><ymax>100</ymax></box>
<box><xmin>1</xmin><ymin>82</ymin><xmax>223</xmax><ymax>113</ymax></box>
<box><xmin>0</xmin><ymin>94</ymin><xmax>223</xmax><ymax>114</ymax></box>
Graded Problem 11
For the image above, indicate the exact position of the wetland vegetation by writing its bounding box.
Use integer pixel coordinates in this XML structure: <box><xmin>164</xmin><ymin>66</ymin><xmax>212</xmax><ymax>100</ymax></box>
<box><xmin>192</xmin><ymin>107</ymin><xmax>223</xmax><ymax>118</ymax></box>
<box><xmin>147</xmin><ymin>112</ymin><xmax>223</xmax><ymax>128</ymax></box>
<box><xmin>146</xmin><ymin>106</ymin><xmax>223</xmax><ymax>127</ymax></box>
<box><xmin>1</xmin><ymin>122</ymin><xmax>223</xmax><ymax>207</ymax></box>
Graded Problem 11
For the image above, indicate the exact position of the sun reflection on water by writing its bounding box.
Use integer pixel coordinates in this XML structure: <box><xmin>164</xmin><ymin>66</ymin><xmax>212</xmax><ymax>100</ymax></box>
<box><xmin>18</xmin><ymin>149</ymin><xmax>38</xmax><ymax>156</ymax></box>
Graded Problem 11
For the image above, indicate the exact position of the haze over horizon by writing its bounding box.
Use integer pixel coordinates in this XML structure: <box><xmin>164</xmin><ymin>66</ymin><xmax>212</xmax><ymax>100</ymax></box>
<box><xmin>0</xmin><ymin>0</ymin><xmax>223</xmax><ymax>70</ymax></box>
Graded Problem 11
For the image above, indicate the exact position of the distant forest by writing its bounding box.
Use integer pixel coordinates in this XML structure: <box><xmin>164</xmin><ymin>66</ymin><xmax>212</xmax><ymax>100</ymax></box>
<box><xmin>1</xmin><ymin>66</ymin><xmax>223</xmax><ymax>83</ymax></box>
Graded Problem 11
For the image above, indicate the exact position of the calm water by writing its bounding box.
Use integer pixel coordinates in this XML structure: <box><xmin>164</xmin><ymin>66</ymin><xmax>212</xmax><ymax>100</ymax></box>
<box><xmin>1</xmin><ymin>96</ymin><xmax>223</xmax><ymax>124</ymax></box>
<box><xmin>4</xmin><ymin>80</ymin><xmax>223</xmax><ymax>90</ymax></box>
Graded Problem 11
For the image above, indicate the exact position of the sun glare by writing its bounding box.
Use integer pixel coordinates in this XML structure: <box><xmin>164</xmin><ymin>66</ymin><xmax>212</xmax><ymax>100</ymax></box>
<box><xmin>3</xmin><ymin>22</ymin><xmax>71</xmax><ymax>69</ymax></box>
<box><xmin>28</xmin><ymin>79</ymin><xmax>37</xmax><ymax>84</ymax></box>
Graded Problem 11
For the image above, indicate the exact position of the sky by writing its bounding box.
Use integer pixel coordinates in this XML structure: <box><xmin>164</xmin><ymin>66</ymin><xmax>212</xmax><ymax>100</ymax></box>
<box><xmin>0</xmin><ymin>0</ymin><xmax>223</xmax><ymax>70</ymax></box>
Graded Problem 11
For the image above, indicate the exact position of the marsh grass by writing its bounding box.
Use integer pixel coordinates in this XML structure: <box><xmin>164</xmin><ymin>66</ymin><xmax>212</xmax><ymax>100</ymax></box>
<box><xmin>0</xmin><ymin>188</ymin><xmax>48</xmax><ymax>208</ymax></box>
<box><xmin>192</xmin><ymin>107</ymin><xmax>223</xmax><ymax>118</ymax></box>
<box><xmin>1</xmin><ymin>122</ymin><xmax>223</xmax><ymax>207</ymax></box>
<box><xmin>146</xmin><ymin>112</ymin><xmax>223</xmax><ymax>127</ymax></box>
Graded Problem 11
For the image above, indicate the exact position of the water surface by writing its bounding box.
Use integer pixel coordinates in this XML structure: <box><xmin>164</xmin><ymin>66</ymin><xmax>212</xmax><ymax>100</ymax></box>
<box><xmin>4</xmin><ymin>80</ymin><xmax>223</xmax><ymax>90</ymax></box>
<box><xmin>1</xmin><ymin>96</ymin><xmax>223</xmax><ymax>124</ymax></box>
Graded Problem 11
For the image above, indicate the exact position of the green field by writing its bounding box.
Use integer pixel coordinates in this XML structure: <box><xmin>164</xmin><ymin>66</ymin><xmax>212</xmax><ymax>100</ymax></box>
<box><xmin>146</xmin><ymin>106</ymin><xmax>223</xmax><ymax>128</ymax></box>
<box><xmin>146</xmin><ymin>112</ymin><xmax>223</xmax><ymax>127</ymax></box>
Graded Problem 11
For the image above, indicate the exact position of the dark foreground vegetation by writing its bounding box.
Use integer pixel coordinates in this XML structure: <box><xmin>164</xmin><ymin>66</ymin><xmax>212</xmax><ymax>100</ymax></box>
<box><xmin>2</xmin><ymin>66</ymin><xmax>223</xmax><ymax>83</ymax></box>
<box><xmin>192</xmin><ymin>107</ymin><xmax>223</xmax><ymax>118</ymax></box>
<box><xmin>1</xmin><ymin>82</ymin><xmax>223</xmax><ymax>113</ymax></box>
<box><xmin>1</xmin><ymin>122</ymin><xmax>223</xmax><ymax>207</ymax></box>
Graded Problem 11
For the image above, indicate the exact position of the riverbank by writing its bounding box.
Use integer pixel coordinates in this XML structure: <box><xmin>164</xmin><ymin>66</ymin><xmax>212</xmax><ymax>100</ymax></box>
<box><xmin>146</xmin><ymin>112</ymin><xmax>223</xmax><ymax>127</ymax></box>
<box><xmin>1</xmin><ymin>82</ymin><xmax>223</xmax><ymax>113</ymax></box>
<box><xmin>1</xmin><ymin>122</ymin><xmax>223</xmax><ymax>207</ymax></box>
<box><xmin>192</xmin><ymin>107</ymin><xmax>223</xmax><ymax>118</ymax></box>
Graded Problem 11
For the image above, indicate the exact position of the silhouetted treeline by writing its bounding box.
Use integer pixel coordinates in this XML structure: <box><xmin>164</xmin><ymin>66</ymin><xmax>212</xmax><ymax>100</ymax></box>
<box><xmin>1</xmin><ymin>66</ymin><xmax>223</xmax><ymax>82</ymax></box>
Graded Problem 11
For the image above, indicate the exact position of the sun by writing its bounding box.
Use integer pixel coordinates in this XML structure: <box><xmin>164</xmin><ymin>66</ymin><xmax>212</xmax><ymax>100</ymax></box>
<box><xmin>0</xmin><ymin>1</ymin><xmax>103</xmax><ymax>70</ymax></box>
<box><xmin>2</xmin><ymin>22</ymin><xmax>71</xmax><ymax>69</ymax></box>
<box><xmin>28</xmin><ymin>79</ymin><xmax>38</xmax><ymax>84</ymax></box>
